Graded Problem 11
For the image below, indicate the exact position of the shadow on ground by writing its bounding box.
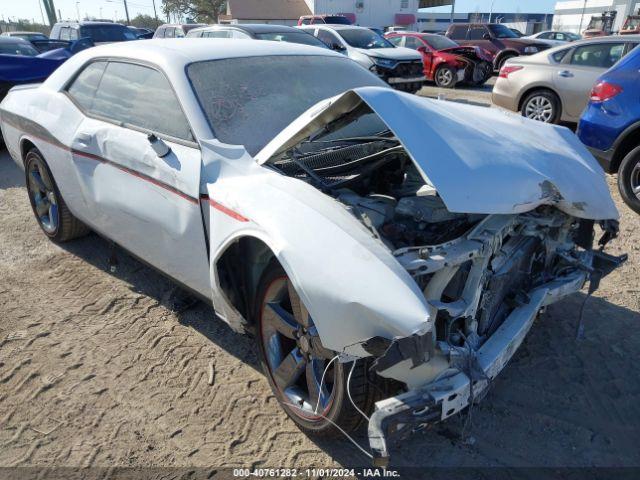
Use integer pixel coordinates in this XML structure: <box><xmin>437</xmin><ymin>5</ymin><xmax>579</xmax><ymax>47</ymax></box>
<box><xmin>56</xmin><ymin>228</ymin><xmax>640</xmax><ymax>470</ymax></box>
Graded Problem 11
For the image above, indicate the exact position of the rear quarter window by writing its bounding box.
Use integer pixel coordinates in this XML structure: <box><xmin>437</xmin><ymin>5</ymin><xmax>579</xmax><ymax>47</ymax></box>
<box><xmin>67</xmin><ymin>61</ymin><xmax>108</xmax><ymax>110</ymax></box>
<box><xmin>551</xmin><ymin>48</ymin><xmax>570</xmax><ymax>63</ymax></box>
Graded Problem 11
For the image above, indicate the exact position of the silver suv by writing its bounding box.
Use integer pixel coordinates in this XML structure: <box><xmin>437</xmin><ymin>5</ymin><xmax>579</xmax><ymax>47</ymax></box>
<box><xmin>298</xmin><ymin>24</ymin><xmax>425</xmax><ymax>93</ymax></box>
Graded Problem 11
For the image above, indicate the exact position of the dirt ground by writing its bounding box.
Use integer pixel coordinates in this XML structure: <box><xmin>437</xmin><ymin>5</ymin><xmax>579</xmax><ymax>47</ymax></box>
<box><xmin>1</xmin><ymin>99</ymin><xmax>639</xmax><ymax>475</ymax></box>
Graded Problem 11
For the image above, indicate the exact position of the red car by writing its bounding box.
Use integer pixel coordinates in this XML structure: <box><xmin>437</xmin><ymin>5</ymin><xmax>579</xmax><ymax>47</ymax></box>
<box><xmin>386</xmin><ymin>32</ymin><xmax>494</xmax><ymax>88</ymax></box>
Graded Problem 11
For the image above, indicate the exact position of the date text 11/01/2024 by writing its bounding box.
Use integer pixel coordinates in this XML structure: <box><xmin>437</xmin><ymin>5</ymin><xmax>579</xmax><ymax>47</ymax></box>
<box><xmin>232</xmin><ymin>468</ymin><xmax>401</xmax><ymax>477</ymax></box>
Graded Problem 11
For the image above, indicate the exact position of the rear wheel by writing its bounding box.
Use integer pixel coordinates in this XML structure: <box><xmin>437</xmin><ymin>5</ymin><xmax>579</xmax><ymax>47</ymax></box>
<box><xmin>254</xmin><ymin>262</ymin><xmax>376</xmax><ymax>436</ymax></box>
<box><xmin>434</xmin><ymin>65</ymin><xmax>457</xmax><ymax>88</ymax></box>
<box><xmin>521</xmin><ymin>90</ymin><xmax>561</xmax><ymax>124</ymax></box>
<box><xmin>618</xmin><ymin>145</ymin><xmax>640</xmax><ymax>214</ymax></box>
<box><xmin>25</xmin><ymin>148</ymin><xmax>89</xmax><ymax>242</ymax></box>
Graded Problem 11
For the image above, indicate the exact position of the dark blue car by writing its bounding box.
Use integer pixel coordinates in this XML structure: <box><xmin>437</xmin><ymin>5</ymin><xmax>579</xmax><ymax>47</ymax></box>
<box><xmin>578</xmin><ymin>44</ymin><xmax>640</xmax><ymax>213</ymax></box>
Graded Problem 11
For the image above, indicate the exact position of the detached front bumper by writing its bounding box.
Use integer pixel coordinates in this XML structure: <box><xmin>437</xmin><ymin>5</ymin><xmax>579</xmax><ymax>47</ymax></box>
<box><xmin>367</xmin><ymin>250</ymin><xmax>626</xmax><ymax>466</ymax></box>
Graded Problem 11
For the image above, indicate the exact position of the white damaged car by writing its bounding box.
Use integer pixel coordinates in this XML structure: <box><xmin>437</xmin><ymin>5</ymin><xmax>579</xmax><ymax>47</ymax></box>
<box><xmin>0</xmin><ymin>39</ymin><xmax>626</xmax><ymax>465</ymax></box>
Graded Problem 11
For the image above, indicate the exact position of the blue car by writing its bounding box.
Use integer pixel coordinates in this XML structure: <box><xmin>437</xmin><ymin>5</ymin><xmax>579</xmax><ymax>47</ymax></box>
<box><xmin>0</xmin><ymin>36</ymin><xmax>92</xmax><ymax>144</ymax></box>
<box><xmin>578</xmin><ymin>44</ymin><xmax>640</xmax><ymax>213</ymax></box>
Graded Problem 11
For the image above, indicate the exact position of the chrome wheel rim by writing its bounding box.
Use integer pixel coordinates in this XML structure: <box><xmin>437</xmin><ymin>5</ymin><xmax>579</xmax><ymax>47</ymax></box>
<box><xmin>260</xmin><ymin>277</ymin><xmax>335</xmax><ymax>420</ymax></box>
<box><xmin>436</xmin><ymin>68</ymin><xmax>453</xmax><ymax>86</ymax></box>
<box><xmin>631</xmin><ymin>161</ymin><xmax>640</xmax><ymax>200</ymax></box>
<box><xmin>525</xmin><ymin>96</ymin><xmax>554</xmax><ymax>122</ymax></box>
<box><xmin>27</xmin><ymin>158</ymin><xmax>58</xmax><ymax>234</ymax></box>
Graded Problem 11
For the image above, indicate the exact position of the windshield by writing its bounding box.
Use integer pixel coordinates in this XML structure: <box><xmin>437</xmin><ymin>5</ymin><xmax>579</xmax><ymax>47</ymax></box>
<box><xmin>488</xmin><ymin>24</ymin><xmax>519</xmax><ymax>38</ymax></box>
<box><xmin>0</xmin><ymin>41</ymin><xmax>39</xmax><ymax>56</ymax></box>
<box><xmin>188</xmin><ymin>55</ymin><xmax>387</xmax><ymax>156</ymax></box>
<box><xmin>324</xmin><ymin>16</ymin><xmax>351</xmax><ymax>25</ymax></box>
<box><xmin>624</xmin><ymin>17</ymin><xmax>640</xmax><ymax>29</ymax></box>
<box><xmin>421</xmin><ymin>35</ymin><xmax>458</xmax><ymax>50</ymax></box>
<box><xmin>338</xmin><ymin>28</ymin><xmax>393</xmax><ymax>49</ymax></box>
<box><xmin>255</xmin><ymin>32</ymin><xmax>328</xmax><ymax>48</ymax></box>
<box><xmin>80</xmin><ymin>25</ymin><xmax>137</xmax><ymax>42</ymax></box>
<box><xmin>15</xmin><ymin>33</ymin><xmax>49</xmax><ymax>41</ymax></box>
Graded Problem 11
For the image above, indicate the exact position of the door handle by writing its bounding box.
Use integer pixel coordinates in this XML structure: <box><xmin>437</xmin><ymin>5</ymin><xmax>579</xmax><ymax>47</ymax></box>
<box><xmin>558</xmin><ymin>70</ymin><xmax>574</xmax><ymax>78</ymax></box>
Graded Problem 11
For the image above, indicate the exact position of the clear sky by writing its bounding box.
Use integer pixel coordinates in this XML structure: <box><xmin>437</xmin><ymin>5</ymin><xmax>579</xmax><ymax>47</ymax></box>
<box><xmin>1</xmin><ymin>0</ymin><xmax>163</xmax><ymax>23</ymax></box>
<box><xmin>1</xmin><ymin>0</ymin><xmax>558</xmax><ymax>24</ymax></box>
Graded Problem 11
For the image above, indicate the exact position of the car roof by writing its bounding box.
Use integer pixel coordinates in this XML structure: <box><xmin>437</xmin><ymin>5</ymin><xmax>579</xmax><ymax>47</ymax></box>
<box><xmin>65</xmin><ymin>38</ymin><xmax>340</xmax><ymax>65</ymax></box>
<box><xmin>6</xmin><ymin>31</ymin><xmax>46</xmax><ymax>35</ymax></box>
<box><xmin>158</xmin><ymin>23</ymin><xmax>206</xmax><ymax>28</ymax></box>
<box><xmin>309</xmin><ymin>24</ymin><xmax>368</xmax><ymax>31</ymax></box>
<box><xmin>194</xmin><ymin>24</ymin><xmax>301</xmax><ymax>34</ymax></box>
<box><xmin>54</xmin><ymin>21</ymin><xmax>125</xmax><ymax>27</ymax></box>
<box><xmin>0</xmin><ymin>36</ymin><xmax>32</xmax><ymax>44</ymax></box>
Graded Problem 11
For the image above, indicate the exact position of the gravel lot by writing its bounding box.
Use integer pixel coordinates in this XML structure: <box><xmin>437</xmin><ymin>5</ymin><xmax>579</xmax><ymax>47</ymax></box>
<box><xmin>1</xmin><ymin>82</ymin><xmax>639</xmax><ymax>475</ymax></box>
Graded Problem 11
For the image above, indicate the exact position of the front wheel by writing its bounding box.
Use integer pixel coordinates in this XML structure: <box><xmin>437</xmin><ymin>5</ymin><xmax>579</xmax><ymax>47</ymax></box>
<box><xmin>434</xmin><ymin>65</ymin><xmax>457</xmax><ymax>88</ymax></box>
<box><xmin>25</xmin><ymin>148</ymin><xmax>89</xmax><ymax>242</ymax></box>
<box><xmin>254</xmin><ymin>262</ymin><xmax>376</xmax><ymax>436</ymax></box>
<box><xmin>618</xmin><ymin>145</ymin><xmax>640</xmax><ymax>214</ymax></box>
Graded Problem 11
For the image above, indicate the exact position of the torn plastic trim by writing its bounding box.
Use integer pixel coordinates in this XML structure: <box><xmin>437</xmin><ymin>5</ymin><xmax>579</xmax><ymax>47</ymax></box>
<box><xmin>366</xmin><ymin>286</ymin><xmax>548</xmax><ymax>466</ymax></box>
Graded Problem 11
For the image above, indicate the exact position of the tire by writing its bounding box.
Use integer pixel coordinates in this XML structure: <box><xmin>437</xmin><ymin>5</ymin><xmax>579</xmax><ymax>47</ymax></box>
<box><xmin>253</xmin><ymin>261</ymin><xmax>377</xmax><ymax>436</ymax></box>
<box><xmin>497</xmin><ymin>53</ymin><xmax>517</xmax><ymax>71</ymax></box>
<box><xmin>617</xmin><ymin>145</ymin><xmax>640</xmax><ymax>214</ymax></box>
<box><xmin>520</xmin><ymin>89</ymin><xmax>561</xmax><ymax>124</ymax></box>
<box><xmin>434</xmin><ymin>65</ymin><xmax>457</xmax><ymax>88</ymax></box>
<box><xmin>25</xmin><ymin>148</ymin><xmax>90</xmax><ymax>242</ymax></box>
<box><xmin>469</xmin><ymin>61</ymin><xmax>493</xmax><ymax>86</ymax></box>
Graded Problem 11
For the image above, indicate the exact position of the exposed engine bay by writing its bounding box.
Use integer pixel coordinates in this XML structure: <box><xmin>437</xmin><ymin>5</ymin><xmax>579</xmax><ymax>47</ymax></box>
<box><xmin>264</xmin><ymin>101</ymin><xmax>626</xmax><ymax>466</ymax></box>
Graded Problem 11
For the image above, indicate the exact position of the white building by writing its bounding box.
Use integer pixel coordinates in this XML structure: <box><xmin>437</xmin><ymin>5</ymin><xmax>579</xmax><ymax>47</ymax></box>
<box><xmin>553</xmin><ymin>0</ymin><xmax>640</xmax><ymax>33</ymax></box>
<box><xmin>224</xmin><ymin>0</ymin><xmax>440</xmax><ymax>29</ymax></box>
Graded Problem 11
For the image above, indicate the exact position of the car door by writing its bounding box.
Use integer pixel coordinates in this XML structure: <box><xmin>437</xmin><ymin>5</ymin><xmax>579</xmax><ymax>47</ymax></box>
<box><xmin>65</xmin><ymin>60</ymin><xmax>211</xmax><ymax>296</ymax></box>
<box><xmin>554</xmin><ymin>41</ymin><xmax>626</xmax><ymax>119</ymax></box>
<box><xmin>466</xmin><ymin>25</ymin><xmax>499</xmax><ymax>56</ymax></box>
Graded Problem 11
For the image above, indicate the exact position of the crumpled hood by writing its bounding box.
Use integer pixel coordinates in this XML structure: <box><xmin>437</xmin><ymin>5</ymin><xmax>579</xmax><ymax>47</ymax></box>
<box><xmin>256</xmin><ymin>87</ymin><xmax>618</xmax><ymax>220</ymax></box>
<box><xmin>358</xmin><ymin>47</ymin><xmax>421</xmax><ymax>61</ymax></box>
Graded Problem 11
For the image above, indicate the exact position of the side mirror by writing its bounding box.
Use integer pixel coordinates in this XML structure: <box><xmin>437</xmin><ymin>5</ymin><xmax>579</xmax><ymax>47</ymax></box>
<box><xmin>148</xmin><ymin>134</ymin><xmax>171</xmax><ymax>158</ymax></box>
<box><xmin>483</xmin><ymin>33</ymin><xmax>492</xmax><ymax>40</ymax></box>
<box><xmin>417</xmin><ymin>46</ymin><xmax>429</xmax><ymax>54</ymax></box>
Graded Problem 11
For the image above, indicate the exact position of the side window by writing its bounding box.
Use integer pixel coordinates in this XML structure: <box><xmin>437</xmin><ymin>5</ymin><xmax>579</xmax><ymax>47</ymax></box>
<box><xmin>404</xmin><ymin>37</ymin><xmax>422</xmax><ymax>50</ymax></box>
<box><xmin>317</xmin><ymin>29</ymin><xmax>340</xmax><ymax>47</ymax></box>
<box><xmin>570</xmin><ymin>43</ymin><xmax>625</xmax><ymax>68</ymax></box>
<box><xmin>164</xmin><ymin>27</ymin><xmax>175</xmax><ymax>38</ymax></box>
<box><xmin>449</xmin><ymin>25</ymin><xmax>466</xmax><ymax>40</ymax></box>
<box><xmin>174</xmin><ymin>27</ymin><xmax>185</xmax><ymax>38</ymax></box>
<box><xmin>69</xmin><ymin>28</ymin><xmax>79</xmax><ymax>40</ymax></box>
<box><xmin>204</xmin><ymin>30</ymin><xmax>231</xmax><ymax>38</ymax></box>
<box><xmin>60</xmin><ymin>27</ymin><xmax>71</xmax><ymax>41</ymax></box>
<box><xmin>552</xmin><ymin>48</ymin><xmax>570</xmax><ymax>63</ymax></box>
<box><xmin>301</xmin><ymin>18</ymin><xmax>310</xmax><ymax>25</ymax></box>
<box><xmin>231</xmin><ymin>30</ymin><xmax>250</xmax><ymax>39</ymax></box>
<box><xmin>90</xmin><ymin>62</ymin><xmax>192</xmax><ymax>141</ymax></box>
<box><xmin>555</xmin><ymin>33</ymin><xmax>566</xmax><ymax>41</ymax></box>
<box><xmin>67</xmin><ymin>61</ymin><xmax>108</xmax><ymax>110</ymax></box>
<box><xmin>50</xmin><ymin>25</ymin><xmax>60</xmax><ymax>39</ymax></box>
<box><xmin>467</xmin><ymin>26</ymin><xmax>487</xmax><ymax>40</ymax></box>
<box><xmin>155</xmin><ymin>27</ymin><xmax>165</xmax><ymax>38</ymax></box>
<box><xmin>387</xmin><ymin>36</ymin><xmax>403</xmax><ymax>47</ymax></box>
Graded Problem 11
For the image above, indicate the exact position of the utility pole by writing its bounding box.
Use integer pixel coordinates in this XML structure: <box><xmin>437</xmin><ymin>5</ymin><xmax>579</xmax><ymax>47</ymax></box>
<box><xmin>152</xmin><ymin>0</ymin><xmax>159</xmax><ymax>25</ymax></box>
<box><xmin>449</xmin><ymin>0</ymin><xmax>456</xmax><ymax>26</ymax></box>
<box><xmin>488</xmin><ymin>0</ymin><xmax>495</xmax><ymax>23</ymax></box>
<box><xmin>123</xmin><ymin>0</ymin><xmax>130</xmax><ymax>25</ymax></box>
<box><xmin>76</xmin><ymin>1</ymin><xmax>80</xmax><ymax>21</ymax></box>
<box><xmin>38</xmin><ymin>0</ymin><xmax>46</xmax><ymax>25</ymax></box>
<box><xmin>578</xmin><ymin>0</ymin><xmax>587</xmax><ymax>32</ymax></box>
